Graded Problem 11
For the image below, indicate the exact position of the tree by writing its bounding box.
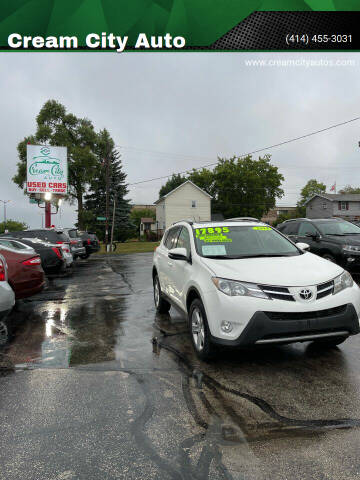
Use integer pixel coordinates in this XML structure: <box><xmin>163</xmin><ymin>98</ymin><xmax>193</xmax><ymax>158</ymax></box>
<box><xmin>211</xmin><ymin>155</ymin><xmax>284</xmax><ymax>219</ymax></box>
<box><xmin>298</xmin><ymin>179</ymin><xmax>326</xmax><ymax>206</ymax></box>
<box><xmin>339</xmin><ymin>185</ymin><xmax>360</xmax><ymax>194</ymax></box>
<box><xmin>158</xmin><ymin>155</ymin><xmax>283</xmax><ymax>219</ymax></box>
<box><xmin>0</xmin><ymin>220</ymin><xmax>27</xmax><ymax>233</ymax></box>
<box><xmin>159</xmin><ymin>174</ymin><xmax>187</xmax><ymax>198</ymax></box>
<box><xmin>14</xmin><ymin>100</ymin><xmax>98</xmax><ymax>229</ymax></box>
<box><xmin>83</xmin><ymin>129</ymin><xmax>135</xmax><ymax>242</ymax></box>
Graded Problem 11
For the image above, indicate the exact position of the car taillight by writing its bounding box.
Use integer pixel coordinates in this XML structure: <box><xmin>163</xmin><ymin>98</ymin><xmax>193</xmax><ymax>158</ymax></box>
<box><xmin>23</xmin><ymin>256</ymin><xmax>42</xmax><ymax>266</ymax></box>
<box><xmin>87</xmin><ymin>239</ymin><xmax>91</xmax><ymax>245</ymax></box>
<box><xmin>0</xmin><ymin>258</ymin><xmax>5</xmax><ymax>281</ymax></box>
<box><xmin>56</xmin><ymin>241</ymin><xmax>64</xmax><ymax>244</ymax></box>
<box><xmin>52</xmin><ymin>247</ymin><xmax>62</xmax><ymax>259</ymax></box>
<box><xmin>70</xmin><ymin>240</ymin><xmax>77</xmax><ymax>245</ymax></box>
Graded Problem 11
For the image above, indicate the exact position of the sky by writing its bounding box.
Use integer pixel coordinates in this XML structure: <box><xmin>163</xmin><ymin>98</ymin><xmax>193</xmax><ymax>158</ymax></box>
<box><xmin>1</xmin><ymin>51</ymin><xmax>359</xmax><ymax>228</ymax></box>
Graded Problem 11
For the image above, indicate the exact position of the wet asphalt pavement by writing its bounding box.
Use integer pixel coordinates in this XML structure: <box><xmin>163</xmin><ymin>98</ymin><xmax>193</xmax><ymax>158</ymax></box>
<box><xmin>2</xmin><ymin>254</ymin><xmax>360</xmax><ymax>479</ymax></box>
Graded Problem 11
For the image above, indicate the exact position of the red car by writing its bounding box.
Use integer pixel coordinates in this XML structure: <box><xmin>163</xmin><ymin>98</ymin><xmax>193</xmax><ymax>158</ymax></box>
<box><xmin>0</xmin><ymin>245</ymin><xmax>45</xmax><ymax>299</ymax></box>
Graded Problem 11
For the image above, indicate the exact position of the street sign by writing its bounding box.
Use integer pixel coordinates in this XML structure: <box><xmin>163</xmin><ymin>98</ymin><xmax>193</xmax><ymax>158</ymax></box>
<box><xmin>97</xmin><ymin>216</ymin><xmax>106</xmax><ymax>221</ymax></box>
<box><xmin>26</xmin><ymin>145</ymin><xmax>68</xmax><ymax>195</ymax></box>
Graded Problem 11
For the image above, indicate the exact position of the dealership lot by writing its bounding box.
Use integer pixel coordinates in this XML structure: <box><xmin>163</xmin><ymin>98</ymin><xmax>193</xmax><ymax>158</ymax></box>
<box><xmin>2</xmin><ymin>253</ymin><xmax>360</xmax><ymax>479</ymax></box>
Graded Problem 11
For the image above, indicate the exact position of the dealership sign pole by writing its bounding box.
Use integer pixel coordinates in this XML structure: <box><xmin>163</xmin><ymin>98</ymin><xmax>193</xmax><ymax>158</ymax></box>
<box><xmin>26</xmin><ymin>145</ymin><xmax>68</xmax><ymax>228</ymax></box>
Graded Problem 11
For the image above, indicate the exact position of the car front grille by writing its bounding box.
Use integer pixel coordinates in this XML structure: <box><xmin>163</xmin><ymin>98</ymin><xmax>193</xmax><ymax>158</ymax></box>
<box><xmin>265</xmin><ymin>305</ymin><xmax>347</xmax><ymax>321</ymax></box>
<box><xmin>261</xmin><ymin>285</ymin><xmax>295</xmax><ymax>301</ymax></box>
<box><xmin>316</xmin><ymin>280</ymin><xmax>334</xmax><ymax>299</ymax></box>
<box><xmin>261</xmin><ymin>279</ymin><xmax>335</xmax><ymax>302</ymax></box>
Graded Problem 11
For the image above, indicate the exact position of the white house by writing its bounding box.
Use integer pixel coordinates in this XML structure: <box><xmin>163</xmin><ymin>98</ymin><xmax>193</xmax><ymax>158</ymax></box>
<box><xmin>155</xmin><ymin>180</ymin><xmax>212</xmax><ymax>231</ymax></box>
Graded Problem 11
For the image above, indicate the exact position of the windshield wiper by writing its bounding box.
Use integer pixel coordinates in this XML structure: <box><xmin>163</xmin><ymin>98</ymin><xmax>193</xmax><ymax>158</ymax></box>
<box><xmin>204</xmin><ymin>253</ymin><xmax>297</xmax><ymax>259</ymax></box>
<box><xmin>203</xmin><ymin>255</ymin><xmax>236</xmax><ymax>259</ymax></box>
<box><xmin>235</xmin><ymin>253</ymin><xmax>297</xmax><ymax>258</ymax></box>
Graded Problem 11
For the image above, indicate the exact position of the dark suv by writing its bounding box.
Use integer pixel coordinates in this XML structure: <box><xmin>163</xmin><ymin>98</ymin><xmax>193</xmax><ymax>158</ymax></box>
<box><xmin>277</xmin><ymin>218</ymin><xmax>360</xmax><ymax>272</ymax></box>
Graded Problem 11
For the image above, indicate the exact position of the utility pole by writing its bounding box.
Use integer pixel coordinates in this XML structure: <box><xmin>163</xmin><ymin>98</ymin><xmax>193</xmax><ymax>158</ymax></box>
<box><xmin>110</xmin><ymin>196</ymin><xmax>116</xmax><ymax>252</ymax></box>
<box><xmin>0</xmin><ymin>200</ymin><xmax>11</xmax><ymax>230</ymax></box>
<box><xmin>105</xmin><ymin>148</ymin><xmax>110</xmax><ymax>252</ymax></box>
<box><xmin>44</xmin><ymin>192</ymin><xmax>52</xmax><ymax>228</ymax></box>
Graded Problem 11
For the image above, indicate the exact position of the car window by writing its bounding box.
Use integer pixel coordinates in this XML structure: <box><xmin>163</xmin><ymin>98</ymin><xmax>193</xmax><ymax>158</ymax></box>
<box><xmin>164</xmin><ymin>227</ymin><xmax>181</xmax><ymax>249</ymax></box>
<box><xmin>280</xmin><ymin>222</ymin><xmax>299</xmax><ymax>236</ymax></box>
<box><xmin>68</xmin><ymin>229</ymin><xmax>78</xmax><ymax>238</ymax></box>
<box><xmin>297</xmin><ymin>222</ymin><xmax>319</xmax><ymax>236</ymax></box>
<box><xmin>316</xmin><ymin>221</ymin><xmax>360</xmax><ymax>235</ymax></box>
<box><xmin>0</xmin><ymin>239</ymin><xmax>15</xmax><ymax>249</ymax></box>
<box><xmin>9</xmin><ymin>240</ymin><xmax>29</xmax><ymax>250</ymax></box>
<box><xmin>193</xmin><ymin>225</ymin><xmax>300</xmax><ymax>258</ymax></box>
<box><xmin>177</xmin><ymin>227</ymin><xmax>191</xmax><ymax>256</ymax></box>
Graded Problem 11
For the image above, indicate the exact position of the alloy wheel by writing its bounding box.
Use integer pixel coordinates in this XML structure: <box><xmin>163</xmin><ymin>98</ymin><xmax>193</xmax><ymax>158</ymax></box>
<box><xmin>191</xmin><ymin>307</ymin><xmax>205</xmax><ymax>351</ymax></box>
<box><xmin>154</xmin><ymin>279</ymin><xmax>160</xmax><ymax>307</ymax></box>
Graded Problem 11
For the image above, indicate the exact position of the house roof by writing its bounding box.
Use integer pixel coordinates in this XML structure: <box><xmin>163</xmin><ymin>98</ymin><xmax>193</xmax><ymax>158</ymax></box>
<box><xmin>154</xmin><ymin>180</ymin><xmax>213</xmax><ymax>204</ymax></box>
<box><xmin>140</xmin><ymin>217</ymin><xmax>155</xmax><ymax>223</ymax></box>
<box><xmin>304</xmin><ymin>193</ymin><xmax>360</xmax><ymax>205</ymax></box>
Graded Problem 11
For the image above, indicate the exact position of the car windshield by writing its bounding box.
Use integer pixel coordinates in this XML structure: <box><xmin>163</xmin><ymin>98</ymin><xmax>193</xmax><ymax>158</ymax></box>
<box><xmin>193</xmin><ymin>225</ymin><xmax>300</xmax><ymax>258</ymax></box>
<box><xmin>317</xmin><ymin>221</ymin><xmax>360</xmax><ymax>235</ymax></box>
<box><xmin>68</xmin><ymin>229</ymin><xmax>78</xmax><ymax>238</ymax></box>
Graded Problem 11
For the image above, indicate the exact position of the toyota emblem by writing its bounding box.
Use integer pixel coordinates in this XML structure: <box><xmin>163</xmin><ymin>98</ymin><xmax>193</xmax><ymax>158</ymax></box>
<box><xmin>299</xmin><ymin>289</ymin><xmax>313</xmax><ymax>300</ymax></box>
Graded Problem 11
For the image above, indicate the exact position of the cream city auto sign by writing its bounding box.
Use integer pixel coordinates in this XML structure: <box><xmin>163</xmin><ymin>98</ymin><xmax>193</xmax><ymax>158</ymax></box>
<box><xmin>26</xmin><ymin>145</ymin><xmax>67</xmax><ymax>194</ymax></box>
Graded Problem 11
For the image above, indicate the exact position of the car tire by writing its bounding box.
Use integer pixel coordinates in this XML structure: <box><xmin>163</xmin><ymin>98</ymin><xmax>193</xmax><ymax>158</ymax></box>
<box><xmin>312</xmin><ymin>336</ymin><xmax>347</xmax><ymax>348</ymax></box>
<box><xmin>0</xmin><ymin>320</ymin><xmax>9</xmax><ymax>346</ymax></box>
<box><xmin>189</xmin><ymin>298</ymin><xmax>216</xmax><ymax>361</ymax></box>
<box><xmin>323</xmin><ymin>253</ymin><xmax>336</xmax><ymax>263</ymax></box>
<box><xmin>80</xmin><ymin>254</ymin><xmax>89</xmax><ymax>259</ymax></box>
<box><xmin>153</xmin><ymin>275</ymin><xmax>171</xmax><ymax>313</ymax></box>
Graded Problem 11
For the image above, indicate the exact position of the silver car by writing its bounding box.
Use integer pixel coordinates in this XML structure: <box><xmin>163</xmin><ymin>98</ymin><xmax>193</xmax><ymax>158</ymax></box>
<box><xmin>62</xmin><ymin>228</ymin><xmax>86</xmax><ymax>259</ymax></box>
<box><xmin>0</xmin><ymin>253</ymin><xmax>15</xmax><ymax>345</ymax></box>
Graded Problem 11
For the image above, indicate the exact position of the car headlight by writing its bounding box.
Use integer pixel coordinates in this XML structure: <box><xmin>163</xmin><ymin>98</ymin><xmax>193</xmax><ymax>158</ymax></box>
<box><xmin>343</xmin><ymin>245</ymin><xmax>360</xmax><ymax>252</ymax></box>
<box><xmin>212</xmin><ymin>277</ymin><xmax>270</xmax><ymax>299</ymax></box>
<box><xmin>333</xmin><ymin>270</ymin><xmax>353</xmax><ymax>295</ymax></box>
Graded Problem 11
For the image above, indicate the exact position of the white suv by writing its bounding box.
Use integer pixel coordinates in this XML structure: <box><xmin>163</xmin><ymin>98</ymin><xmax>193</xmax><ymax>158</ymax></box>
<box><xmin>152</xmin><ymin>220</ymin><xmax>360</xmax><ymax>360</ymax></box>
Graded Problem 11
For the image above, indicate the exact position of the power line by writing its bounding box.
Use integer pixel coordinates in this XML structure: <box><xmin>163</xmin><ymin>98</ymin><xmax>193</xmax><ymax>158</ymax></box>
<box><xmin>125</xmin><ymin>115</ymin><xmax>360</xmax><ymax>186</ymax></box>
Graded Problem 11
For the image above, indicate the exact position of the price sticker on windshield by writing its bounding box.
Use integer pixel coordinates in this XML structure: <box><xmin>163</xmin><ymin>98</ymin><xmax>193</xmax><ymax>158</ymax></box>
<box><xmin>195</xmin><ymin>227</ymin><xmax>232</xmax><ymax>243</ymax></box>
<box><xmin>253</xmin><ymin>226</ymin><xmax>271</xmax><ymax>231</ymax></box>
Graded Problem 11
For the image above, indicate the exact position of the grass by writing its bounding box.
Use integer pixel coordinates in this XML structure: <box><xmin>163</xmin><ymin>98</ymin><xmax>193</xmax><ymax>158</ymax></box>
<box><xmin>96</xmin><ymin>241</ymin><xmax>159</xmax><ymax>255</ymax></box>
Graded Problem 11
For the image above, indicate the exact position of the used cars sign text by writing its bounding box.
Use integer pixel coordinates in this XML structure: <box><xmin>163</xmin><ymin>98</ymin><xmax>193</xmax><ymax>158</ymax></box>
<box><xmin>26</xmin><ymin>145</ymin><xmax>67</xmax><ymax>194</ymax></box>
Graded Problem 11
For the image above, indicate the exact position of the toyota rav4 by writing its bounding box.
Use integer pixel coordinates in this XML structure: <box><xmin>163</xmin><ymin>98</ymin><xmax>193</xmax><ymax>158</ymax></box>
<box><xmin>152</xmin><ymin>220</ymin><xmax>360</xmax><ymax>360</ymax></box>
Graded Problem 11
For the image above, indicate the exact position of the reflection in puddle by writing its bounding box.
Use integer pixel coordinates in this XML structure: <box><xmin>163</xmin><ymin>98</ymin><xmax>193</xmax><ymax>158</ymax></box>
<box><xmin>6</xmin><ymin>296</ymin><xmax>127</xmax><ymax>368</ymax></box>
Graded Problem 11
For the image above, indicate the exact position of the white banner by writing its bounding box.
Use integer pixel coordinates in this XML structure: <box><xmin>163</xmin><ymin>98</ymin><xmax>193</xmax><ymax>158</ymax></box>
<box><xmin>26</xmin><ymin>145</ymin><xmax>68</xmax><ymax>194</ymax></box>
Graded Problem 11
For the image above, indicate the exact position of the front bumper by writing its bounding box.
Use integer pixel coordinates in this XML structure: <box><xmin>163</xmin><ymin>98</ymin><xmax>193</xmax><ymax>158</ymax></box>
<box><xmin>203</xmin><ymin>282</ymin><xmax>360</xmax><ymax>344</ymax></box>
<box><xmin>210</xmin><ymin>303</ymin><xmax>359</xmax><ymax>346</ymax></box>
<box><xmin>71</xmin><ymin>246</ymin><xmax>86</xmax><ymax>257</ymax></box>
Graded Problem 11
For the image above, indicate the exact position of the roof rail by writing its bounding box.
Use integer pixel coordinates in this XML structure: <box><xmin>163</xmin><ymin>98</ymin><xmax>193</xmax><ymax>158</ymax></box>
<box><xmin>225</xmin><ymin>217</ymin><xmax>260</xmax><ymax>222</ymax></box>
<box><xmin>171</xmin><ymin>219</ymin><xmax>194</xmax><ymax>226</ymax></box>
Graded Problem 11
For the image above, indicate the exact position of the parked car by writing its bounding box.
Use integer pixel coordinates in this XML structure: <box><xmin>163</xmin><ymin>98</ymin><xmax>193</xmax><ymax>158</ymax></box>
<box><xmin>0</xmin><ymin>237</ymin><xmax>65</xmax><ymax>274</ymax></box>
<box><xmin>0</xmin><ymin>245</ymin><xmax>45</xmax><ymax>299</ymax></box>
<box><xmin>277</xmin><ymin>218</ymin><xmax>360</xmax><ymax>272</ymax></box>
<box><xmin>78</xmin><ymin>231</ymin><xmax>100</xmax><ymax>258</ymax></box>
<box><xmin>0</xmin><ymin>253</ymin><xmax>15</xmax><ymax>344</ymax></box>
<box><xmin>62</xmin><ymin>228</ymin><xmax>86</xmax><ymax>259</ymax></box>
<box><xmin>3</xmin><ymin>229</ymin><xmax>73</xmax><ymax>268</ymax></box>
<box><xmin>153</xmin><ymin>219</ymin><xmax>360</xmax><ymax>360</ymax></box>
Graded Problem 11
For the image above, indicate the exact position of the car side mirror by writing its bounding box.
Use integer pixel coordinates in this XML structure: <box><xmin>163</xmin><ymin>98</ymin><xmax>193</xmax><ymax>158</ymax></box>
<box><xmin>305</xmin><ymin>232</ymin><xmax>320</xmax><ymax>240</ymax></box>
<box><xmin>168</xmin><ymin>247</ymin><xmax>188</xmax><ymax>261</ymax></box>
<box><xmin>296</xmin><ymin>242</ymin><xmax>310</xmax><ymax>251</ymax></box>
